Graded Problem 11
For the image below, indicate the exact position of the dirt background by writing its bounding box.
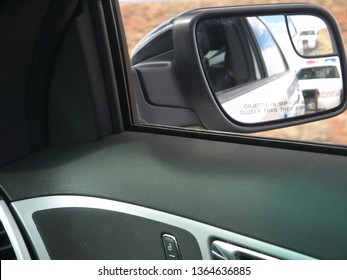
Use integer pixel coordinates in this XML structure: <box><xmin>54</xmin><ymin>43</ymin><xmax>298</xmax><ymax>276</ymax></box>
<box><xmin>119</xmin><ymin>0</ymin><xmax>347</xmax><ymax>145</ymax></box>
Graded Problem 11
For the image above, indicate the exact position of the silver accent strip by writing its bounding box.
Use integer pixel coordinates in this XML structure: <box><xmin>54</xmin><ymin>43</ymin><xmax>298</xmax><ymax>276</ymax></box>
<box><xmin>12</xmin><ymin>195</ymin><xmax>316</xmax><ymax>260</ymax></box>
<box><xmin>0</xmin><ymin>200</ymin><xmax>31</xmax><ymax>259</ymax></box>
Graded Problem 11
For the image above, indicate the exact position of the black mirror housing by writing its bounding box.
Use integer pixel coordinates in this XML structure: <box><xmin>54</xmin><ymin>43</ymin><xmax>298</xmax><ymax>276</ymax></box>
<box><xmin>131</xmin><ymin>3</ymin><xmax>347</xmax><ymax>133</ymax></box>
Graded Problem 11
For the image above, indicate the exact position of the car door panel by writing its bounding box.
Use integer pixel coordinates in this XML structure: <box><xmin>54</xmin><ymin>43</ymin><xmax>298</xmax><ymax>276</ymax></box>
<box><xmin>12</xmin><ymin>195</ymin><xmax>312</xmax><ymax>260</ymax></box>
<box><xmin>1</xmin><ymin>0</ymin><xmax>347</xmax><ymax>261</ymax></box>
<box><xmin>1</xmin><ymin>131</ymin><xmax>347</xmax><ymax>259</ymax></box>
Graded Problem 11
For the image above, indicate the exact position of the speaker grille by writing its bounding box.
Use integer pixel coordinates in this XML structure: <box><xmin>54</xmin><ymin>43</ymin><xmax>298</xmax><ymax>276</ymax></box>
<box><xmin>33</xmin><ymin>207</ymin><xmax>202</xmax><ymax>260</ymax></box>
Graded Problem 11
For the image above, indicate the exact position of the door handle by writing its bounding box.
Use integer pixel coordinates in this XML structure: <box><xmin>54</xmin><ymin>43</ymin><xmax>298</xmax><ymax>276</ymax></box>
<box><xmin>211</xmin><ymin>240</ymin><xmax>278</xmax><ymax>260</ymax></box>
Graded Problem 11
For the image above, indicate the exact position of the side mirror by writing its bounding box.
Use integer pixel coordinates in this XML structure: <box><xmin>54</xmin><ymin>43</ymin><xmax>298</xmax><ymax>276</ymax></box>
<box><xmin>131</xmin><ymin>4</ymin><xmax>347</xmax><ymax>133</ymax></box>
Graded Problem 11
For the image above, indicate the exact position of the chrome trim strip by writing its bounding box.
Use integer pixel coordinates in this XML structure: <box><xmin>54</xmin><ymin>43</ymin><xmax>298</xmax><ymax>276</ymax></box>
<box><xmin>12</xmin><ymin>195</ymin><xmax>316</xmax><ymax>260</ymax></box>
<box><xmin>0</xmin><ymin>200</ymin><xmax>31</xmax><ymax>260</ymax></box>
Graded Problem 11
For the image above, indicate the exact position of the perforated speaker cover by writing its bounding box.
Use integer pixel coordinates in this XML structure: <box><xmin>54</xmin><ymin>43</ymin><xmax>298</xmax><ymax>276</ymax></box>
<box><xmin>33</xmin><ymin>207</ymin><xmax>202</xmax><ymax>260</ymax></box>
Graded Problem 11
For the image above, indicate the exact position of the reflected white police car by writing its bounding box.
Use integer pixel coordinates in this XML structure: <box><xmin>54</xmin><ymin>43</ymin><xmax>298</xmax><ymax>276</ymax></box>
<box><xmin>297</xmin><ymin>59</ymin><xmax>342</xmax><ymax>111</ymax></box>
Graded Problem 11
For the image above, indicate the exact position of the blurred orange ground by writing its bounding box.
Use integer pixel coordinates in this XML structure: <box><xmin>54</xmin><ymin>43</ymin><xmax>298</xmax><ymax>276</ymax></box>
<box><xmin>120</xmin><ymin>0</ymin><xmax>347</xmax><ymax>145</ymax></box>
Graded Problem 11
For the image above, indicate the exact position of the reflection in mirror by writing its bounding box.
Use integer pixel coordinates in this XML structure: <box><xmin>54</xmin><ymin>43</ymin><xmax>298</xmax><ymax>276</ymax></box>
<box><xmin>196</xmin><ymin>15</ymin><xmax>343</xmax><ymax>124</ymax></box>
<box><xmin>287</xmin><ymin>15</ymin><xmax>334</xmax><ymax>57</ymax></box>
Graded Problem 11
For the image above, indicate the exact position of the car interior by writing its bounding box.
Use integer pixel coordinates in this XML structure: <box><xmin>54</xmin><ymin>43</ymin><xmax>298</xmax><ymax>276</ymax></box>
<box><xmin>1</xmin><ymin>0</ymin><xmax>347</xmax><ymax>260</ymax></box>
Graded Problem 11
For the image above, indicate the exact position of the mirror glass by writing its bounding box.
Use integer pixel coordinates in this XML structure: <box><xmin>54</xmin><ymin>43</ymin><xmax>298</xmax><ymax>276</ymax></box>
<box><xmin>288</xmin><ymin>15</ymin><xmax>334</xmax><ymax>57</ymax></box>
<box><xmin>196</xmin><ymin>15</ymin><xmax>343</xmax><ymax>124</ymax></box>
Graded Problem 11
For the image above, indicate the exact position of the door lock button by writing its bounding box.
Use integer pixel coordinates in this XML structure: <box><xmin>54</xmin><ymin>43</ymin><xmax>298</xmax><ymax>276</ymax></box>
<box><xmin>162</xmin><ymin>234</ymin><xmax>181</xmax><ymax>259</ymax></box>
